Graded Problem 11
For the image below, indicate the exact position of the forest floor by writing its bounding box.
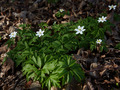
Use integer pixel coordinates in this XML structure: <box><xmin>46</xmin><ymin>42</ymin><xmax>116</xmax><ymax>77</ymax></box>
<box><xmin>0</xmin><ymin>0</ymin><xmax>120</xmax><ymax>90</ymax></box>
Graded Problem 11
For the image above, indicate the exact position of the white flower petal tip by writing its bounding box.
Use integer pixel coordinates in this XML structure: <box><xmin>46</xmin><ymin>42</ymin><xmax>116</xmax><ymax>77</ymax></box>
<box><xmin>59</xmin><ymin>9</ymin><xmax>64</xmax><ymax>12</ymax></box>
<box><xmin>75</xmin><ymin>25</ymin><xmax>86</xmax><ymax>35</ymax></box>
<box><xmin>36</xmin><ymin>29</ymin><xmax>44</xmax><ymax>37</ymax></box>
<box><xmin>98</xmin><ymin>16</ymin><xmax>107</xmax><ymax>23</ymax></box>
<box><xmin>96</xmin><ymin>39</ymin><xmax>102</xmax><ymax>44</ymax></box>
<box><xmin>9</xmin><ymin>31</ymin><xmax>17</xmax><ymax>38</ymax></box>
<box><xmin>108</xmin><ymin>5</ymin><xmax>116</xmax><ymax>10</ymax></box>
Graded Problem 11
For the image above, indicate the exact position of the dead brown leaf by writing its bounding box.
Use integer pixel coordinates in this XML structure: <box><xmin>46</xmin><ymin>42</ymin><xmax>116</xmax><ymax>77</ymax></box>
<box><xmin>47</xmin><ymin>19</ymin><xmax>51</xmax><ymax>24</ymax></box>
<box><xmin>101</xmin><ymin>55</ymin><xmax>106</xmax><ymax>58</ymax></box>
<box><xmin>29</xmin><ymin>81</ymin><xmax>41</xmax><ymax>90</ymax></box>
<box><xmin>61</xmin><ymin>21</ymin><xmax>69</xmax><ymax>24</ymax></box>
<box><xmin>87</xmin><ymin>79</ymin><xmax>94</xmax><ymax>90</ymax></box>
<box><xmin>99</xmin><ymin>69</ymin><xmax>107</xmax><ymax>76</ymax></box>
<box><xmin>107</xmin><ymin>11</ymin><xmax>114</xmax><ymax>23</ymax></box>
<box><xmin>63</xmin><ymin>15</ymin><xmax>70</xmax><ymax>19</ymax></box>
<box><xmin>1</xmin><ymin>58</ymin><xmax>14</xmax><ymax>77</ymax></box>
<box><xmin>114</xmin><ymin>77</ymin><xmax>120</xmax><ymax>83</ymax></box>
<box><xmin>83</xmin><ymin>84</ymin><xmax>88</xmax><ymax>90</ymax></box>
<box><xmin>90</xmin><ymin>63</ymin><xmax>98</xmax><ymax>69</ymax></box>
<box><xmin>72</xmin><ymin>54</ymin><xmax>82</xmax><ymax>61</ymax></box>
<box><xmin>25</xmin><ymin>80</ymin><xmax>32</xmax><ymax>89</ymax></box>
<box><xmin>78</xmin><ymin>1</ymin><xmax>86</xmax><ymax>10</ymax></box>
<box><xmin>0</xmin><ymin>45</ymin><xmax>8</xmax><ymax>54</ymax></box>
<box><xmin>51</xmin><ymin>86</ymin><xmax>57</xmax><ymax>90</ymax></box>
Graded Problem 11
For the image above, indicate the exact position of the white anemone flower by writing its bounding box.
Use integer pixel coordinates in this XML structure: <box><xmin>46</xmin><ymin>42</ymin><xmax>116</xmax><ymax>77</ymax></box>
<box><xmin>98</xmin><ymin>16</ymin><xmax>107</xmax><ymax>23</ymax></box>
<box><xmin>75</xmin><ymin>26</ymin><xmax>86</xmax><ymax>34</ymax></box>
<box><xmin>59</xmin><ymin>9</ymin><xmax>64</xmax><ymax>12</ymax></box>
<box><xmin>36</xmin><ymin>29</ymin><xmax>44</xmax><ymax>37</ymax></box>
<box><xmin>9</xmin><ymin>31</ymin><xmax>17</xmax><ymax>38</ymax></box>
<box><xmin>108</xmin><ymin>5</ymin><xmax>116</xmax><ymax>10</ymax></box>
<box><xmin>78</xmin><ymin>26</ymin><xmax>86</xmax><ymax>32</ymax></box>
<box><xmin>96</xmin><ymin>39</ymin><xmax>102</xmax><ymax>44</ymax></box>
<box><xmin>75</xmin><ymin>29</ymin><xmax>83</xmax><ymax>34</ymax></box>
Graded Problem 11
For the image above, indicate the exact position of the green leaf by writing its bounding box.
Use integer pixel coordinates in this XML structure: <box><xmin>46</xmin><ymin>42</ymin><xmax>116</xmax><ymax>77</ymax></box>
<box><xmin>32</xmin><ymin>56</ymin><xmax>37</xmax><ymax>64</ymax></box>
<box><xmin>5</xmin><ymin>39</ymin><xmax>14</xmax><ymax>47</ymax></box>
<box><xmin>43</xmin><ymin>74</ymin><xmax>61</xmax><ymax>90</ymax></box>
<box><xmin>43</xmin><ymin>61</ymin><xmax>56</xmax><ymax>71</ymax></box>
<box><xmin>37</xmin><ymin>56</ymin><xmax>42</xmax><ymax>68</ymax></box>
<box><xmin>62</xmin><ymin>34</ymin><xmax>69</xmax><ymax>41</ymax></box>
<box><xmin>59</xmin><ymin>56</ymin><xmax>84</xmax><ymax>84</ymax></box>
<box><xmin>52</xmin><ymin>41</ymin><xmax>61</xmax><ymax>48</ymax></box>
<box><xmin>25</xmin><ymin>41</ymin><xmax>29</xmax><ymax>48</ymax></box>
<box><xmin>29</xmin><ymin>36</ymin><xmax>38</xmax><ymax>44</ymax></box>
<box><xmin>64</xmin><ymin>43</ymin><xmax>72</xmax><ymax>50</ymax></box>
<box><xmin>100</xmin><ymin>46</ymin><xmax>104</xmax><ymax>52</ymax></box>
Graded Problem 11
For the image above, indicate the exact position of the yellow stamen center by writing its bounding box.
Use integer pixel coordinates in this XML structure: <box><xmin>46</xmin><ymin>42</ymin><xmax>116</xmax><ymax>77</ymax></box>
<box><xmin>98</xmin><ymin>40</ymin><xmax>100</xmax><ymax>42</ymax></box>
<box><xmin>78</xmin><ymin>29</ymin><xmax>82</xmax><ymax>31</ymax></box>
<box><xmin>39</xmin><ymin>32</ymin><xmax>41</xmax><ymax>34</ymax></box>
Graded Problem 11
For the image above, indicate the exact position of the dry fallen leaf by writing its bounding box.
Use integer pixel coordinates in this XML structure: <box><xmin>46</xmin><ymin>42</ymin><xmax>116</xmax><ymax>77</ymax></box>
<box><xmin>63</xmin><ymin>15</ymin><xmax>70</xmax><ymax>19</ymax></box>
<box><xmin>87</xmin><ymin>79</ymin><xmax>94</xmax><ymax>90</ymax></box>
<box><xmin>90</xmin><ymin>63</ymin><xmax>98</xmax><ymax>69</ymax></box>
<box><xmin>51</xmin><ymin>86</ymin><xmax>57</xmax><ymax>90</ymax></box>
<box><xmin>114</xmin><ymin>77</ymin><xmax>120</xmax><ymax>83</ymax></box>
<box><xmin>2</xmin><ymin>84</ymin><xmax>11</xmax><ymax>90</ymax></box>
<box><xmin>1</xmin><ymin>58</ymin><xmax>14</xmax><ymax>77</ymax></box>
<box><xmin>101</xmin><ymin>54</ymin><xmax>106</xmax><ymax>58</ymax></box>
<box><xmin>0</xmin><ymin>45</ymin><xmax>8</xmax><ymax>54</ymax></box>
<box><xmin>72</xmin><ymin>54</ymin><xmax>82</xmax><ymax>61</ymax></box>
<box><xmin>61</xmin><ymin>21</ymin><xmax>69</xmax><ymax>24</ymax></box>
<box><xmin>78</xmin><ymin>1</ymin><xmax>86</xmax><ymax>10</ymax></box>
<box><xmin>83</xmin><ymin>84</ymin><xmax>88</xmax><ymax>90</ymax></box>
<box><xmin>99</xmin><ymin>69</ymin><xmax>107</xmax><ymax>76</ymax></box>
<box><xmin>25</xmin><ymin>80</ymin><xmax>32</xmax><ymax>89</ymax></box>
<box><xmin>30</xmin><ymin>81</ymin><xmax>41</xmax><ymax>90</ymax></box>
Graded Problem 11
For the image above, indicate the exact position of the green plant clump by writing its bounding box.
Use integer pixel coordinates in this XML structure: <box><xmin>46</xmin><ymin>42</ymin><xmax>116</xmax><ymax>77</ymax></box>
<box><xmin>6</xmin><ymin>16</ymin><xmax>112</xmax><ymax>89</ymax></box>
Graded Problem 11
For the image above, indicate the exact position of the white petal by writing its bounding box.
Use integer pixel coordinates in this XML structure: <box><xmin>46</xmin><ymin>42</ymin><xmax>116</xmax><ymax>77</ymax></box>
<box><xmin>39</xmin><ymin>29</ymin><xmax>42</xmax><ymax>31</ymax></box>
<box><xmin>113</xmin><ymin>6</ymin><xmax>116</xmax><ymax>10</ymax></box>
<box><xmin>36</xmin><ymin>31</ymin><xmax>39</xmax><ymax>33</ymax></box>
<box><xmin>104</xmin><ymin>19</ymin><xmax>106</xmax><ymax>22</ymax></box>
<box><xmin>81</xmin><ymin>26</ymin><xmax>84</xmax><ymax>29</ymax></box>
<box><xmin>41</xmin><ymin>33</ymin><xmax>43</xmax><ymax>35</ymax></box>
<box><xmin>108</xmin><ymin>5</ymin><xmax>110</xmax><ymax>8</ymax></box>
<box><xmin>82</xmin><ymin>29</ymin><xmax>85</xmax><ymax>31</ymax></box>
<box><xmin>79</xmin><ymin>31</ymin><xmax>82</xmax><ymax>34</ymax></box>
<box><xmin>76</xmin><ymin>32</ymin><xmax>79</xmax><ymax>34</ymax></box>
<box><xmin>114</xmin><ymin>5</ymin><xmax>116</xmax><ymax>8</ymax></box>
<box><xmin>75</xmin><ymin>29</ymin><xmax>79</xmax><ymax>31</ymax></box>
<box><xmin>79</xmin><ymin>31</ymin><xmax>83</xmax><ymax>34</ymax></box>
<box><xmin>109</xmin><ymin>8</ymin><xmax>112</xmax><ymax>10</ymax></box>
<box><xmin>78</xmin><ymin>26</ymin><xmax>81</xmax><ymax>29</ymax></box>
<box><xmin>36</xmin><ymin>33</ymin><xmax>39</xmax><ymax>36</ymax></box>
<box><xmin>9</xmin><ymin>35</ymin><xmax>12</xmax><ymax>38</ymax></box>
<box><xmin>98</xmin><ymin>19</ymin><xmax>101</xmax><ymax>22</ymax></box>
